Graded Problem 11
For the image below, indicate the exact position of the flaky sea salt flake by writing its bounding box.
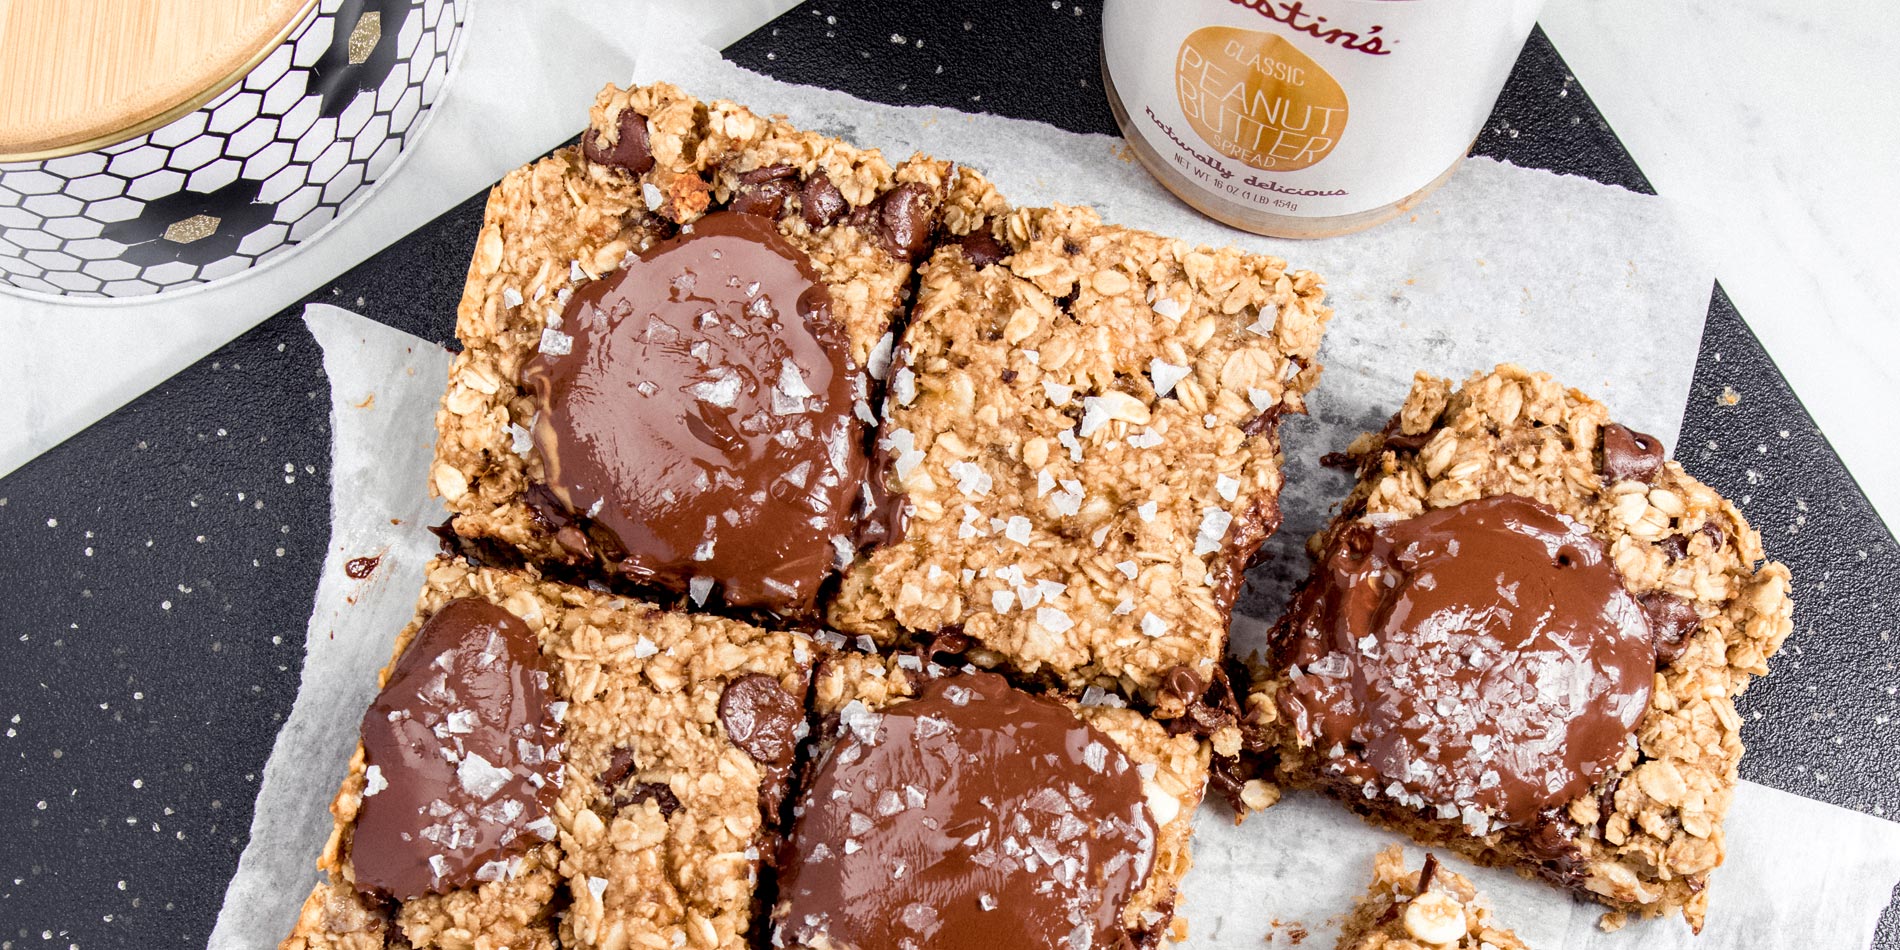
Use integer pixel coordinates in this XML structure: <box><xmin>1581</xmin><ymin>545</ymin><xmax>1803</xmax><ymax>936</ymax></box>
<box><xmin>1194</xmin><ymin>508</ymin><xmax>1233</xmax><ymax>555</ymax></box>
<box><xmin>537</xmin><ymin>328</ymin><xmax>573</xmax><ymax>356</ymax></box>
<box><xmin>867</xmin><ymin>332</ymin><xmax>895</xmax><ymax>380</ymax></box>
<box><xmin>456</xmin><ymin>752</ymin><xmax>510</xmax><ymax>800</ymax></box>
<box><xmin>1216</xmin><ymin>474</ymin><xmax>1240</xmax><ymax>502</ymax></box>
<box><xmin>949</xmin><ymin>461</ymin><xmax>992</xmax><ymax>497</ymax></box>
<box><xmin>1004</xmin><ymin>516</ymin><xmax>1032</xmax><ymax>545</ymax></box>
<box><xmin>1148</xmin><ymin>359</ymin><xmax>1191</xmax><ymax>397</ymax></box>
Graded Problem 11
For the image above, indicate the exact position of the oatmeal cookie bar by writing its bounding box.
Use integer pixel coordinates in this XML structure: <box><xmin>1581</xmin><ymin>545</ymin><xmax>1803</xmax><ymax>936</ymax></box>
<box><xmin>1334</xmin><ymin>847</ymin><xmax>1527</xmax><ymax>950</ymax></box>
<box><xmin>828</xmin><ymin>189</ymin><xmax>1331</xmax><ymax>730</ymax></box>
<box><xmin>1241</xmin><ymin>365</ymin><xmax>1795</xmax><ymax>931</ymax></box>
<box><xmin>282</xmin><ymin>558</ymin><xmax>816</xmax><ymax>950</ymax></box>
<box><xmin>431</xmin><ymin>81</ymin><xmax>955</xmax><ymax>615</ymax></box>
<box><xmin>769</xmin><ymin>651</ymin><xmax>1209</xmax><ymax>950</ymax></box>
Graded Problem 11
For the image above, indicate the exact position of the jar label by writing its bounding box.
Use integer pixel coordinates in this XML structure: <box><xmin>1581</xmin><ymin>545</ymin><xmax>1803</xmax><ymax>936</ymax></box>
<box><xmin>1106</xmin><ymin>0</ymin><xmax>1543</xmax><ymax>221</ymax></box>
<box><xmin>1178</xmin><ymin>27</ymin><xmax>1348</xmax><ymax>174</ymax></box>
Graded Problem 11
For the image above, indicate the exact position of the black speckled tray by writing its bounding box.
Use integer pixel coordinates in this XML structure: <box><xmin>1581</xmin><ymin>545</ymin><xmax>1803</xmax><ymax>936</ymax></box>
<box><xmin>1</xmin><ymin>2</ymin><xmax>1894</xmax><ymax>947</ymax></box>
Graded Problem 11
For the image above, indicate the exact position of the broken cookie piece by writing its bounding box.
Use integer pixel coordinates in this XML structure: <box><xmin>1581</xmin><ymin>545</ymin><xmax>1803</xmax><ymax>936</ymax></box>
<box><xmin>1243</xmin><ymin>365</ymin><xmax>1795</xmax><ymax>931</ymax></box>
<box><xmin>1334</xmin><ymin>847</ymin><xmax>1528</xmax><ymax>950</ymax></box>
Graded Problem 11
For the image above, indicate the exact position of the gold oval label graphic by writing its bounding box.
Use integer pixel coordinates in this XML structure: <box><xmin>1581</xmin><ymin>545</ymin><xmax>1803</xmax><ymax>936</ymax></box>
<box><xmin>1176</xmin><ymin>26</ymin><xmax>1348</xmax><ymax>172</ymax></box>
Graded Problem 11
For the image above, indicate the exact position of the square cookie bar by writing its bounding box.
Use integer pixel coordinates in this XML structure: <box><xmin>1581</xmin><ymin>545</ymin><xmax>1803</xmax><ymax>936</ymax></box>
<box><xmin>770</xmin><ymin>651</ymin><xmax>1209</xmax><ymax>950</ymax></box>
<box><xmin>829</xmin><ymin>193</ymin><xmax>1331</xmax><ymax>728</ymax></box>
<box><xmin>282</xmin><ymin>558</ymin><xmax>815</xmax><ymax>950</ymax></box>
<box><xmin>432</xmin><ymin>81</ymin><xmax>956</xmax><ymax>616</ymax></box>
<box><xmin>1242</xmin><ymin>365</ymin><xmax>1795</xmax><ymax>931</ymax></box>
<box><xmin>1334</xmin><ymin>847</ymin><xmax>1527</xmax><ymax>950</ymax></box>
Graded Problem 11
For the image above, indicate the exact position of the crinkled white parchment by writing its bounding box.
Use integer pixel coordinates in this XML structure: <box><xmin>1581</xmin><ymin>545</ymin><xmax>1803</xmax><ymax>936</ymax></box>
<box><xmin>210</xmin><ymin>35</ymin><xmax>1900</xmax><ymax>950</ymax></box>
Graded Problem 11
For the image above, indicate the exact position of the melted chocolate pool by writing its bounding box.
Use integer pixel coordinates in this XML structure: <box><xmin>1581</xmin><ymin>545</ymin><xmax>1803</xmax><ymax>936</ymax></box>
<box><xmin>1273</xmin><ymin>495</ymin><xmax>1655</xmax><ymax>828</ymax></box>
<box><xmin>776</xmin><ymin>673</ymin><xmax>1157</xmax><ymax>950</ymax></box>
<box><xmin>521</xmin><ymin>212</ymin><xmax>866</xmax><ymax>614</ymax></box>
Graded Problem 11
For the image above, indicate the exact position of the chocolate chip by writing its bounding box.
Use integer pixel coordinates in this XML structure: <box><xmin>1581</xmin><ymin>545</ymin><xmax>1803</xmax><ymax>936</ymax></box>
<box><xmin>741</xmin><ymin>164</ymin><xmax>798</xmax><ymax>184</ymax></box>
<box><xmin>427</xmin><ymin>519</ymin><xmax>459</xmax><ymax>553</ymax></box>
<box><xmin>1242</xmin><ymin>406</ymin><xmax>1282</xmax><ymax>437</ymax></box>
<box><xmin>1700</xmin><ymin>520</ymin><xmax>1727</xmax><ymax>551</ymax></box>
<box><xmin>1600</xmin><ymin>423</ymin><xmax>1666</xmax><ymax>483</ymax></box>
<box><xmin>554</xmin><ymin>525</ymin><xmax>591</xmax><ymax>558</ymax></box>
<box><xmin>1639</xmin><ymin>590</ymin><xmax>1700</xmax><ymax>667</ymax></box>
<box><xmin>1206</xmin><ymin>754</ymin><xmax>1247</xmax><ymax>811</ymax></box>
<box><xmin>1319</xmin><ymin>451</ymin><xmax>1357</xmax><ymax>470</ymax></box>
<box><xmin>1128</xmin><ymin>899</ymin><xmax>1179</xmax><ymax>950</ymax></box>
<box><xmin>799</xmin><ymin>173</ymin><xmax>846</xmax><ymax>229</ymax></box>
<box><xmin>729</xmin><ymin>178</ymin><xmax>794</xmax><ymax>218</ymax></box>
<box><xmin>1416</xmin><ymin>852</ymin><xmax>1440</xmax><ymax>893</ymax></box>
<box><xmin>999</xmin><ymin>368</ymin><xmax>1018</xmax><ymax>383</ymax></box>
<box><xmin>428</xmin><ymin>519</ymin><xmax>526</xmax><ymax>570</ymax></box>
<box><xmin>1383</xmin><ymin>430</ymin><xmax>1432</xmax><ymax>452</ymax></box>
<box><xmin>718</xmin><ymin>673</ymin><xmax>803</xmax><ymax>767</ymax></box>
<box><xmin>927</xmin><ymin>629</ymin><xmax>972</xmax><ymax>659</ymax></box>
<box><xmin>872</xmin><ymin>183</ymin><xmax>935</xmax><ymax>262</ymax></box>
<box><xmin>582</xmin><ymin>108</ymin><xmax>655</xmax><ymax>175</ymax></box>
<box><xmin>728</xmin><ymin>164</ymin><xmax>799</xmax><ymax>217</ymax></box>
<box><xmin>1658</xmin><ymin>533</ymin><xmax>1691</xmax><ymax>562</ymax></box>
<box><xmin>1159</xmin><ymin>665</ymin><xmax>1206</xmax><ymax>706</ymax></box>
<box><xmin>598</xmin><ymin>747</ymin><xmax>636</xmax><ymax>792</ymax></box>
<box><xmin>1595</xmin><ymin>772</ymin><xmax>1622</xmax><ymax>839</ymax></box>
<box><xmin>1377</xmin><ymin>414</ymin><xmax>1433</xmax><ymax>453</ymax></box>
<box><xmin>1161</xmin><ymin>665</ymin><xmax>1241</xmax><ymax>738</ymax></box>
<box><xmin>959</xmin><ymin>227</ymin><xmax>1008</xmax><ymax>267</ymax></box>
<box><xmin>614</xmin><ymin>781</ymin><xmax>682</xmax><ymax>816</ymax></box>
<box><xmin>1521</xmin><ymin>809</ymin><xmax>1587</xmax><ymax>886</ymax></box>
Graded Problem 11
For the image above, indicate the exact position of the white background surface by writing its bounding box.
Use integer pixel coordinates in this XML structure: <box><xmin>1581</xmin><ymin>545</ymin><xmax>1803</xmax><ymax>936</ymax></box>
<box><xmin>2</xmin><ymin>0</ymin><xmax>1896</xmax><ymax>535</ymax></box>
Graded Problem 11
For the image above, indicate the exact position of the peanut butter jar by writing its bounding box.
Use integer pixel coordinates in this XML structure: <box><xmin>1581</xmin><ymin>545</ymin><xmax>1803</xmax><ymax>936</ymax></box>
<box><xmin>1102</xmin><ymin>0</ymin><xmax>1543</xmax><ymax>239</ymax></box>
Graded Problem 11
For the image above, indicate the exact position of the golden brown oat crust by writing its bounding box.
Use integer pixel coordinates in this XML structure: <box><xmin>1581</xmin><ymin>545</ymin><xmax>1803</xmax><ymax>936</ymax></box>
<box><xmin>1242</xmin><ymin>365</ymin><xmax>1795</xmax><ymax>931</ymax></box>
<box><xmin>280</xmin><ymin>559</ymin><xmax>816</xmax><ymax>950</ymax></box>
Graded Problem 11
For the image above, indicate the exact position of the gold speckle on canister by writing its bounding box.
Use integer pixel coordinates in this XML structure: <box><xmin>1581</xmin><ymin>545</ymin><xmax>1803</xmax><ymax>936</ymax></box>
<box><xmin>347</xmin><ymin>12</ymin><xmax>382</xmax><ymax>64</ymax></box>
<box><xmin>162</xmin><ymin>214</ymin><xmax>221</xmax><ymax>244</ymax></box>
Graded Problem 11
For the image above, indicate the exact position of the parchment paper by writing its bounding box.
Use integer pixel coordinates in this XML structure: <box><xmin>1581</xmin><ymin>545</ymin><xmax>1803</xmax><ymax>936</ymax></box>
<box><xmin>210</xmin><ymin>38</ymin><xmax>1900</xmax><ymax>950</ymax></box>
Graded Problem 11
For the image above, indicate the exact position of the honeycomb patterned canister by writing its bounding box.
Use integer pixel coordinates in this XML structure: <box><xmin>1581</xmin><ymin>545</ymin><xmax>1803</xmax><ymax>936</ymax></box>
<box><xmin>0</xmin><ymin>0</ymin><xmax>469</xmax><ymax>297</ymax></box>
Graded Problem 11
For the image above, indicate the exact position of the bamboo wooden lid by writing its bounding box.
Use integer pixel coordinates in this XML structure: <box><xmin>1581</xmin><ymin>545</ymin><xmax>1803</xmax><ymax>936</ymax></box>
<box><xmin>0</xmin><ymin>0</ymin><xmax>318</xmax><ymax>161</ymax></box>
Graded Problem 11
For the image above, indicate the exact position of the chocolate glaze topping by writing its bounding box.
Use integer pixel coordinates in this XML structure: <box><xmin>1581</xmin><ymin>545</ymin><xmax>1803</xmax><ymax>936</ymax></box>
<box><xmin>775</xmin><ymin>673</ymin><xmax>1156</xmax><ymax>950</ymax></box>
<box><xmin>352</xmin><ymin>598</ymin><xmax>563</xmax><ymax>901</ymax></box>
<box><xmin>1273</xmin><ymin>494</ymin><xmax>1655</xmax><ymax>829</ymax></box>
<box><xmin>521</xmin><ymin>211</ymin><xmax>866</xmax><ymax>614</ymax></box>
